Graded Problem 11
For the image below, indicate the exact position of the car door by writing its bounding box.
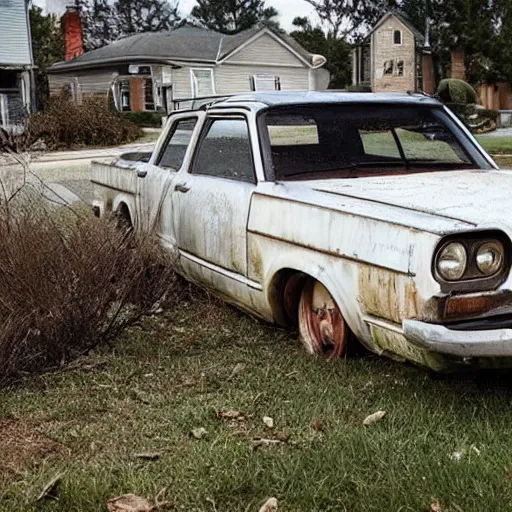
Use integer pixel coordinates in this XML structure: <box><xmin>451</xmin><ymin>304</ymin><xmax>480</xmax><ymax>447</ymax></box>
<box><xmin>171</xmin><ymin>113</ymin><xmax>258</xmax><ymax>293</ymax></box>
<box><xmin>137</xmin><ymin>113</ymin><xmax>203</xmax><ymax>248</ymax></box>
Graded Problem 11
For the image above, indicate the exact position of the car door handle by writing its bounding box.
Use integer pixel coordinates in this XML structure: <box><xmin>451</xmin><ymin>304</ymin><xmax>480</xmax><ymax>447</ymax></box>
<box><xmin>174</xmin><ymin>183</ymin><xmax>190</xmax><ymax>193</ymax></box>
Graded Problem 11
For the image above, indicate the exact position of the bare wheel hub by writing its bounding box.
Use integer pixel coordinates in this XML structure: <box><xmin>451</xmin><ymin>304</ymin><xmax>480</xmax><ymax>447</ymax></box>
<box><xmin>299</xmin><ymin>280</ymin><xmax>348</xmax><ymax>359</ymax></box>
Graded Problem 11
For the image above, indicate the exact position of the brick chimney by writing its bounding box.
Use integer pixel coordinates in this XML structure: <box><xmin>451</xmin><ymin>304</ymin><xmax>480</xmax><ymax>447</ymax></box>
<box><xmin>63</xmin><ymin>6</ymin><xmax>84</xmax><ymax>61</ymax></box>
<box><xmin>451</xmin><ymin>48</ymin><xmax>466</xmax><ymax>80</ymax></box>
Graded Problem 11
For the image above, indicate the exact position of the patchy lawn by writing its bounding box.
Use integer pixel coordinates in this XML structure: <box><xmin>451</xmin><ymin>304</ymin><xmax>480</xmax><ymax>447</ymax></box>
<box><xmin>477</xmin><ymin>135</ymin><xmax>512</xmax><ymax>155</ymax></box>
<box><xmin>494</xmin><ymin>156</ymin><xmax>512</xmax><ymax>169</ymax></box>
<box><xmin>2</xmin><ymin>286</ymin><xmax>512</xmax><ymax>511</ymax></box>
<box><xmin>136</xmin><ymin>130</ymin><xmax>161</xmax><ymax>144</ymax></box>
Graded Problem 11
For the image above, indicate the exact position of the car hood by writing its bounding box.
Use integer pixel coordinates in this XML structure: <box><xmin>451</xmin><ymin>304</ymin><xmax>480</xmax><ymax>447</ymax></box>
<box><xmin>302</xmin><ymin>169</ymin><xmax>511</xmax><ymax>228</ymax></box>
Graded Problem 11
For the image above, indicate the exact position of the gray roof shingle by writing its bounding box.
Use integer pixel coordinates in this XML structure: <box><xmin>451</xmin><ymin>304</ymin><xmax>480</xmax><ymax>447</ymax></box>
<box><xmin>50</xmin><ymin>25</ymin><xmax>316</xmax><ymax>71</ymax></box>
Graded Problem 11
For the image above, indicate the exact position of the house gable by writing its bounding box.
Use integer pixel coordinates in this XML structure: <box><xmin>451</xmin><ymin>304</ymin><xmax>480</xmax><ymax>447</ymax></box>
<box><xmin>221</xmin><ymin>31</ymin><xmax>308</xmax><ymax>68</ymax></box>
<box><xmin>372</xmin><ymin>14</ymin><xmax>417</xmax><ymax>92</ymax></box>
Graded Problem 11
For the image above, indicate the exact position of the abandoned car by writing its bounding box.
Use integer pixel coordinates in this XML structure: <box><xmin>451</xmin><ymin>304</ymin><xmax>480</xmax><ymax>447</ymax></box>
<box><xmin>92</xmin><ymin>92</ymin><xmax>511</xmax><ymax>371</ymax></box>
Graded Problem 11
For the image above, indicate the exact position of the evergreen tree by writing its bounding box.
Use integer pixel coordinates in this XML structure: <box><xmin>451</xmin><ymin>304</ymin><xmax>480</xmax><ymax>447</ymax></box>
<box><xmin>400</xmin><ymin>0</ymin><xmax>500</xmax><ymax>83</ymax></box>
<box><xmin>29</xmin><ymin>6</ymin><xmax>65</xmax><ymax>108</ymax></box>
<box><xmin>290</xmin><ymin>17</ymin><xmax>351</xmax><ymax>88</ymax></box>
<box><xmin>191</xmin><ymin>0</ymin><xmax>278</xmax><ymax>35</ymax></box>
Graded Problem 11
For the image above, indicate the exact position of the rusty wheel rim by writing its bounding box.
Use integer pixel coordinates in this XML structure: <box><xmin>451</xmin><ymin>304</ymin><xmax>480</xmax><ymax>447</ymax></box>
<box><xmin>299</xmin><ymin>280</ymin><xmax>348</xmax><ymax>359</ymax></box>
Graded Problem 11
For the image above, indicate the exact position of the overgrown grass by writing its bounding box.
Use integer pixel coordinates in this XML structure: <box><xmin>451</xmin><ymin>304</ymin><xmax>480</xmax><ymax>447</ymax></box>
<box><xmin>495</xmin><ymin>156</ymin><xmax>512</xmax><ymax>168</ymax></box>
<box><xmin>477</xmin><ymin>136</ymin><xmax>512</xmax><ymax>155</ymax></box>
<box><xmin>3</xmin><ymin>288</ymin><xmax>512</xmax><ymax>511</ymax></box>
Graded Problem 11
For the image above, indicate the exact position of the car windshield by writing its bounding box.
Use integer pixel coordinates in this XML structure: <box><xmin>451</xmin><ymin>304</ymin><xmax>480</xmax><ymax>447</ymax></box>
<box><xmin>263</xmin><ymin>104</ymin><xmax>490</xmax><ymax>181</ymax></box>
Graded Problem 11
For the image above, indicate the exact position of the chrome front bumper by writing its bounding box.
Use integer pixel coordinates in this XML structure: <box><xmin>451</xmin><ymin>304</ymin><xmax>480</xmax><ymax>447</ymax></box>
<box><xmin>403</xmin><ymin>319</ymin><xmax>512</xmax><ymax>357</ymax></box>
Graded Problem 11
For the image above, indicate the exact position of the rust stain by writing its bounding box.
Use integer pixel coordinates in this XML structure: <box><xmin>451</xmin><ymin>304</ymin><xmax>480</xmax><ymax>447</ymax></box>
<box><xmin>247</xmin><ymin>236</ymin><xmax>264</xmax><ymax>282</ymax></box>
<box><xmin>404</xmin><ymin>281</ymin><xmax>421</xmax><ymax>319</ymax></box>
<box><xmin>370</xmin><ymin>326</ymin><xmax>447</xmax><ymax>371</ymax></box>
<box><xmin>358</xmin><ymin>266</ymin><xmax>423</xmax><ymax>324</ymax></box>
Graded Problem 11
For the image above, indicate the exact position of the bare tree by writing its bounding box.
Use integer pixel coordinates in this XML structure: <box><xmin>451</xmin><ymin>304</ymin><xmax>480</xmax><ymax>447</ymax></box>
<box><xmin>304</xmin><ymin>0</ymin><xmax>391</xmax><ymax>40</ymax></box>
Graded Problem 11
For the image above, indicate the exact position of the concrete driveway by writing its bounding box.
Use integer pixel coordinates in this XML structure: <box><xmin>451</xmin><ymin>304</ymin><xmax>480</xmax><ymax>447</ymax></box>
<box><xmin>1</xmin><ymin>142</ymin><xmax>156</xmax><ymax>206</ymax></box>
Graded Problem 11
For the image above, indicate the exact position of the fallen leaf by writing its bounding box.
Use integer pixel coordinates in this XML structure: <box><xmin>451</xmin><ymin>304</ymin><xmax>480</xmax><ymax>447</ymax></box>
<box><xmin>107</xmin><ymin>491</ymin><xmax>168</xmax><ymax>512</ymax></box>
<box><xmin>311</xmin><ymin>420</ymin><xmax>324</xmax><ymax>432</ymax></box>
<box><xmin>217</xmin><ymin>410</ymin><xmax>243</xmax><ymax>420</ymax></box>
<box><xmin>263</xmin><ymin>416</ymin><xmax>274</xmax><ymax>428</ymax></box>
<box><xmin>252</xmin><ymin>437</ymin><xmax>284</xmax><ymax>449</ymax></box>
<box><xmin>191</xmin><ymin>427</ymin><xmax>208</xmax><ymax>439</ymax></box>
<box><xmin>36</xmin><ymin>472</ymin><xmax>64</xmax><ymax>502</ymax></box>
<box><xmin>258</xmin><ymin>497</ymin><xmax>278</xmax><ymax>512</ymax></box>
<box><xmin>133</xmin><ymin>452</ymin><xmax>162</xmax><ymax>460</ymax></box>
<box><xmin>363</xmin><ymin>410</ymin><xmax>386</xmax><ymax>426</ymax></box>
<box><xmin>449</xmin><ymin>451</ymin><xmax>463</xmax><ymax>462</ymax></box>
<box><xmin>471</xmin><ymin>444</ymin><xmax>481</xmax><ymax>455</ymax></box>
<box><xmin>430</xmin><ymin>500</ymin><xmax>442</xmax><ymax>512</ymax></box>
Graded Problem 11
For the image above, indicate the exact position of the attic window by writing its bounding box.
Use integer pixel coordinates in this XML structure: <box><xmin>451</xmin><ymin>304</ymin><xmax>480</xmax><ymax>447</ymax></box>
<box><xmin>251</xmin><ymin>74</ymin><xmax>281</xmax><ymax>91</ymax></box>
<box><xmin>393</xmin><ymin>30</ymin><xmax>402</xmax><ymax>45</ymax></box>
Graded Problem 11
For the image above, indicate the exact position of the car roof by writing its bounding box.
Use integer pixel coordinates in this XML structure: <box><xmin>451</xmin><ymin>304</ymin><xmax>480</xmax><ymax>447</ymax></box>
<box><xmin>210</xmin><ymin>91</ymin><xmax>441</xmax><ymax>110</ymax></box>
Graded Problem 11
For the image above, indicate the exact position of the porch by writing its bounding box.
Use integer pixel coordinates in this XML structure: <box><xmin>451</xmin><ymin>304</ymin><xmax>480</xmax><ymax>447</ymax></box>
<box><xmin>0</xmin><ymin>67</ymin><xmax>34</xmax><ymax>132</ymax></box>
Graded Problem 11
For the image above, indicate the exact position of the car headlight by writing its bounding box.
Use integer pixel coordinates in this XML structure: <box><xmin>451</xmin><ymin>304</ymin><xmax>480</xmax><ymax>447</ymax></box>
<box><xmin>476</xmin><ymin>241</ymin><xmax>504</xmax><ymax>276</ymax></box>
<box><xmin>433</xmin><ymin>232</ymin><xmax>510</xmax><ymax>291</ymax></box>
<box><xmin>437</xmin><ymin>242</ymin><xmax>467</xmax><ymax>281</ymax></box>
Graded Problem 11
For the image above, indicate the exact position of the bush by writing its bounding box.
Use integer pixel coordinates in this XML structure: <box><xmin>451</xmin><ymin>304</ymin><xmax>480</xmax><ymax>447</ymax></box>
<box><xmin>445</xmin><ymin>103</ymin><xmax>498</xmax><ymax>133</ymax></box>
<box><xmin>436</xmin><ymin>79</ymin><xmax>479</xmax><ymax>105</ymax></box>
<box><xmin>122</xmin><ymin>111</ymin><xmax>166</xmax><ymax>128</ymax></box>
<box><xmin>346</xmin><ymin>84</ymin><xmax>372</xmax><ymax>93</ymax></box>
<box><xmin>0</xmin><ymin>203</ymin><xmax>176</xmax><ymax>387</ymax></box>
<box><xmin>27</xmin><ymin>92</ymin><xmax>142</xmax><ymax>150</ymax></box>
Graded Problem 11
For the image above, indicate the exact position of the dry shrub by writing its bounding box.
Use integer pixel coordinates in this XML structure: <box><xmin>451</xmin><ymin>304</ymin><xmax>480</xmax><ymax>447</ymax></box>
<box><xmin>0</xmin><ymin>204</ymin><xmax>175</xmax><ymax>386</ymax></box>
<box><xmin>27</xmin><ymin>92</ymin><xmax>142</xmax><ymax>150</ymax></box>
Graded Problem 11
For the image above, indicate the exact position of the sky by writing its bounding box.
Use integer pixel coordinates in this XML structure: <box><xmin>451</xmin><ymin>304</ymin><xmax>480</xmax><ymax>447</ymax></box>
<box><xmin>35</xmin><ymin>0</ymin><xmax>320</xmax><ymax>32</ymax></box>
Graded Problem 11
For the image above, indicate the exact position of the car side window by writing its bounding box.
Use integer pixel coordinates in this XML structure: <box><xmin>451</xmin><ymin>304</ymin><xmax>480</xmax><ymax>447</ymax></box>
<box><xmin>192</xmin><ymin>117</ymin><xmax>255</xmax><ymax>183</ymax></box>
<box><xmin>157</xmin><ymin>117</ymin><xmax>197</xmax><ymax>170</ymax></box>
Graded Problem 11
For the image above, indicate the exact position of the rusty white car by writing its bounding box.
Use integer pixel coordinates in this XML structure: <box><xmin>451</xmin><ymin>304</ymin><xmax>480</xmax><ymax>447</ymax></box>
<box><xmin>92</xmin><ymin>92</ymin><xmax>510</xmax><ymax>372</ymax></box>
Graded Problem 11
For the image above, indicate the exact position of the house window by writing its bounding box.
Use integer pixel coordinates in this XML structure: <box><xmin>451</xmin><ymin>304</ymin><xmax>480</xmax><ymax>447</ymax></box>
<box><xmin>120</xmin><ymin>79</ymin><xmax>130</xmax><ymax>111</ymax></box>
<box><xmin>396</xmin><ymin>60</ymin><xmax>404</xmax><ymax>76</ymax></box>
<box><xmin>383</xmin><ymin>60</ymin><xmax>394</xmax><ymax>75</ymax></box>
<box><xmin>251</xmin><ymin>74</ymin><xmax>281</xmax><ymax>91</ymax></box>
<box><xmin>190</xmin><ymin>68</ymin><xmax>215</xmax><ymax>98</ymax></box>
<box><xmin>394</xmin><ymin>30</ymin><xmax>402</xmax><ymax>45</ymax></box>
<box><xmin>144</xmin><ymin>78</ymin><xmax>155</xmax><ymax>111</ymax></box>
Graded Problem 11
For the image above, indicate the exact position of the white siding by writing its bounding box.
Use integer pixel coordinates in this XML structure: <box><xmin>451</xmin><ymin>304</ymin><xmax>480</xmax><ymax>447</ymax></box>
<box><xmin>49</xmin><ymin>69</ymin><xmax>117</xmax><ymax>96</ymax></box>
<box><xmin>171</xmin><ymin>67</ymin><xmax>193</xmax><ymax>99</ymax></box>
<box><xmin>0</xmin><ymin>0</ymin><xmax>32</xmax><ymax>65</ymax></box>
<box><xmin>214</xmin><ymin>64</ymin><xmax>310</xmax><ymax>95</ymax></box>
<box><xmin>224</xmin><ymin>33</ymin><xmax>305</xmax><ymax>67</ymax></box>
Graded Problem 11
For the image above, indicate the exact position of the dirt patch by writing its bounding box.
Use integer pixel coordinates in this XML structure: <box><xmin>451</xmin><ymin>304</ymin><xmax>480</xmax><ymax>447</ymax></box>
<box><xmin>0</xmin><ymin>419</ymin><xmax>67</xmax><ymax>482</ymax></box>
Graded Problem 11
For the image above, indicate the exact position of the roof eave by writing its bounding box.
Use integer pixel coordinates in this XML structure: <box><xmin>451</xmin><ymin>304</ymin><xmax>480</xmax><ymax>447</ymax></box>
<box><xmin>48</xmin><ymin>55</ymin><xmax>217</xmax><ymax>73</ymax></box>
